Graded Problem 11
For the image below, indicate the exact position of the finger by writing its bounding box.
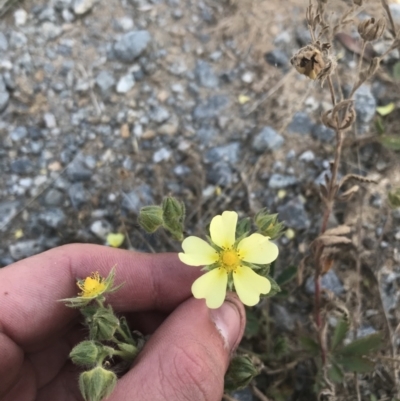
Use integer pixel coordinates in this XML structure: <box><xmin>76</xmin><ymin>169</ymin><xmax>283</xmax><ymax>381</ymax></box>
<box><xmin>111</xmin><ymin>295</ymin><xmax>246</xmax><ymax>401</ymax></box>
<box><xmin>0</xmin><ymin>244</ymin><xmax>199</xmax><ymax>348</ymax></box>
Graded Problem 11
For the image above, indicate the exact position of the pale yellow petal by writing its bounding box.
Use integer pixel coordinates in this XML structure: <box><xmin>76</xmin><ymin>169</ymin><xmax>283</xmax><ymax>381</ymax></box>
<box><xmin>192</xmin><ymin>268</ymin><xmax>228</xmax><ymax>309</ymax></box>
<box><xmin>209</xmin><ymin>211</ymin><xmax>238</xmax><ymax>248</ymax></box>
<box><xmin>179</xmin><ymin>236</ymin><xmax>219</xmax><ymax>266</ymax></box>
<box><xmin>237</xmin><ymin>233</ymin><xmax>279</xmax><ymax>264</ymax></box>
<box><xmin>233</xmin><ymin>265</ymin><xmax>271</xmax><ymax>306</ymax></box>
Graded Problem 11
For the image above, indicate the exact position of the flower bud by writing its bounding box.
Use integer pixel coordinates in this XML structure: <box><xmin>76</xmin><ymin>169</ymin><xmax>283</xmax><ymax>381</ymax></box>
<box><xmin>254</xmin><ymin>209</ymin><xmax>285</xmax><ymax>240</ymax></box>
<box><xmin>70</xmin><ymin>341</ymin><xmax>100</xmax><ymax>367</ymax></box>
<box><xmin>79</xmin><ymin>367</ymin><xmax>117</xmax><ymax>401</ymax></box>
<box><xmin>162</xmin><ymin>196</ymin><xmax>185</xmax><ymax>241</ymax></box>
<box><xmin>358</xmin><ymin>18</ymin><xmax>386</xmax><ymax>42</ymax></box>
<box><xmin>138</xmin><ymin>205</ymin><xmax>164</xmax><ymax>233</ymax></box>
<box><xmin>117</xmin><ymin>342</ymin><xmax>139</xmax><ymax>360</ymax></box>
<box><xmin>224</xmin><ymin>356</ymin><xmax>260</xmax><ymax>392</ymax></box>
<box><xmin>89</xmin><ymin>307</ymin><xmax>120</xmax><ymax>341</ymax></box>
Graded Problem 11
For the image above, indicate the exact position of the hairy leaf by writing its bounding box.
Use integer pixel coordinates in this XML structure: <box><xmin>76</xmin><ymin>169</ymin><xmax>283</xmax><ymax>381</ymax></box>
<box><xmin>276</xmin><ymin>266</ymin><xmax>297</xmax><ymax>286</ymax></box>
<box><xmin>338</xmin><ymin>355</ymin><xmax>375</xmax><ymax>373</ymax></box>
<box><xmin>328</xmin><ymin>360</ymin><xmax>344</xmax><ymax>383</ymax></box>
<box><xmin>331</xmin><ymin>318</ymin><xmax>350</xmax><ymax>351</ymax></box>
<box><xmin>338</xmin><ymin>332</ymin><xmax>383</xmax><ymax>356</ymax></box>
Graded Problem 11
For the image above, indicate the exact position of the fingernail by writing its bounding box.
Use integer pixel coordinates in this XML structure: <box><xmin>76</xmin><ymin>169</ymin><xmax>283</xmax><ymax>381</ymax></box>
<box><xmin>210</xmin><ymin>300</ymin><xmax>242</xmax><ymax>351</ymax></box>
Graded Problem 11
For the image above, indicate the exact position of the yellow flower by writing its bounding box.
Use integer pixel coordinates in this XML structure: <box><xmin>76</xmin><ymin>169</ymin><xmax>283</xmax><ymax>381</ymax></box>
<box><xmin>78</xmin><ymin>272</ymin><xmax>107</xmax><ymax>298</ymax></box>
<box><xmin>179</xmin><ymin>211</ymin><xmax>279</xmax><ymax>309</ymax></box>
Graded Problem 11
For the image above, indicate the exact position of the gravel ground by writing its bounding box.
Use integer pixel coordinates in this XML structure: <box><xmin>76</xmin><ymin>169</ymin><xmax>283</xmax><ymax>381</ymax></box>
<box><xmin>1</xmin><ymin>0</ymin><xmax>400</xmax><ymax>398</ymax></box>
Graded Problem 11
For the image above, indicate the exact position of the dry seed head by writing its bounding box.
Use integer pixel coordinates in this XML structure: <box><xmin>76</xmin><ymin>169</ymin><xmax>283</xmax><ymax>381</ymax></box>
<box><xmin>291</xmin><ymin>44</ymin><xmax>326</xmax><ymax>80</ymax></box>
<box><xmin>357</xmin><ymin>18</ymin><xmax>386</xmax><ymax>42</ymax></box>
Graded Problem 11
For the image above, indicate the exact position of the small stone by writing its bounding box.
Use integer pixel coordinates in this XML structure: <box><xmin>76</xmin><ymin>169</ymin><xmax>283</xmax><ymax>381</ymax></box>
<box><xmin>41</xmin><ymin>22</ymin><xmax>63</xmax><ymax>41</ymax></box>
<box><xmin>206</xmin><ymin>162</ymin><xmax>235</xmax><ymax>186</ymax></box>
<box><xmin>38</xmin><ymin>208</ymin><xmax>66</xmax><ymax>229</ymax></box>
<box><xmin>120</xmin><ymin>124</ymin><xmax>130</xmax><ymax>138</ymax></box>
<box><xmin>9</xmin><ymin>240</ymin><xmax>44</xmax><ymax>260</ymax></box>
<box><xmin>299</xmin><ymin>150</ymin><xmax>315</xmax><ymax>162</ymax></box>
<box><xmin>278</xmin><ymin>198</ymin><xmax>310</xmax><ymax>230</ymax></box>
<box><xmin>9</xmin><ymin>31</ymin><xmax>27</xmax><ymax>49</ymax></box>
<box><xmin>73</xmin><ymin>0</ymin><xmax>95</xmax><ymax>15</ymax></box>
<box><xmin>68</xmin><ymin>182</ymin><xmax>89</xmax><ymax>209</ymax></box>
<box><xmin>193</xmin><ymin>95</ymin><xmax>229</xmax><ymax>122</ymax></box>
<box><xmin>232</xmin><ymin>388</ymin><xmax>254</xmax><ymax>401</ymax></box>
<box><xmin>116</xmin><ymin>16</ymin><xmax>134</xmax><ymax>31</ymax></box>
<box><xmin>0</xmin><ymin>91</ymin><xmax>9</xmax><ymax>112</ymax></box>
<box><xmin>264</xmin><ymin>49</ymin><xmax>289</xmax><ymax>67</ymax></box>
<box><xmin>0</xmin><ymin>201</ymin><xmax>20</xmax><ymax>228</ymax></box>
<box><xmin>96</xmin><ymin>71</ymin><xmax>115</xmax><ymax>93</ymax></box>
<box><xmin>66</xmin><ymin>159</ymin><xmax>92</xmax><ymax>181</ymax></box>
<box><xmin>288</xmin><ymin>112</ymin><xmax>313</xmax><ymax>135</ymax></box>
<box><xmin>241</xmin><ymin>71</ymin><xmax>254</xmax><ymax>84</ymax></box>
<box><xmin>0</xmin><ymin>33</ymin><xmax>8</xmax><ymax>51</ymax></box>
<box><xmin>121</xmin><ymin>184</ymin><xmax>154</xmax><ymax>214</ymax></box>
<box><xmin>43</xmin><ymin>189</ymin><xmax>64</xmax><ymax>206</ymax></box>
<box><xmin>311</xmin><ymin>124</ymin><xmax>335</xmax><ymax>143</ymax></box>
<box><xmin>268</xmin><ymin>174</ymin><xmax>298</xmax><ymax>189</ymax></box>
<box><xmin>14</xmin><ymin>9</ymin><xmax>28</xmax><ymax>26</ymax></box>
<box><xmin>116</xmin><ymin>74</ymin><xmax>135</xmax><ymax>93</ymax></box>
<box><xmin>149</xmin><ymin>106</ymin><xmax>170</xmax><ymax>124</ymax></box>
<box><xmin>90</xmin><ymin>220</ymin><xmax>112</xmax><ymax>240</ymax></box>
<box><xmin>195</xmin><ymin>60</ymin><xmax>218</xmax><ymax>88</ymax></box>
<box><xmin>10</xmin><ymin>126</ymin><xmax>28</xmax><ymax>141</ymax></box>
<box><xmin>113</xmin><ymin>30</ymin><xmax>152</xmax><ymax>63</ymax></box>
<box><xmin>272</xmin><ymin>304</ymin><xmax>295</xmax><ymax>331</ymax></box>
<box><xmin>44</xmin><ymin>113</ymin><xmax>57</xmax><ymax>128</ymax></box>
<box><xmin>11</xmin><ymin>158</ymin><xmax>34</xmax><ymax>174</ymax></box>
<box><xmin>354</xmin><ymin>85</ymin><xmax>376</xmax><ymax>129</ymax></box>
<box><xmin>153</xmin><ymin>147</ymin><xmax>172</xmax><ymax>163</ymax></box>
<box><xmin>305</xmin><ymin>270</ymin><xmax>344</xmax><ymax>296</ymax></box>
<box><xmin>252</xmin><ymin>126</ymin><xmax>284</xmax><ymax>153</ymax></box>
<box><xmin>204</xmin><ymin>142</ymin><xmax>241</xmax><ymax>165</ymax></box>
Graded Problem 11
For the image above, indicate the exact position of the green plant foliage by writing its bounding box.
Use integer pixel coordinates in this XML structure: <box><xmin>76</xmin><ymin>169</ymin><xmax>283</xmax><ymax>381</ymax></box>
<box><xmin>388</xmin><ymin>188</ymin><xmax>400</xmax><ymax>208</ymax></box>
<box><xmin>375</xmin><ymin>116</ymin><xmax>385</xmax><ymax>134</ymax></box>
<box><xmin>331</xmin><ymin>318</ymin><xmax>349</xmax><ymax>351</ymax></box>
<box><xmin>337</xmin><ymin>355</ymin><xmax>375</xmax><ymax>373</ymax></box>
<box><xmin>224</xmin><ymin>355</ymin><xmax>260</xmax><ymax>392</ymax></box>
<box><xmin>236</xmin><ymin>217</ymin><xmax>252</xmax><ymax>238</ymax></box>
<box><xmin>393</xmin><ymin>61</ymin><xmax>400</xmax><ymax>81</ymax></box>
<box><xmin>244</xmin><ymin>308</ymin><xmax>261</xmax><ymax>339</ymax></box>
<box><xmin>264</xmin><ymin>276</ymin><xmax>281</xmax><ymax>298</ymax></box>
<box><xmin>276</xmin><ymin>265</ymin><xmax>297</xmax><ymax>286</ymax></box>
<box><xmin>328</xmin><ymin>360</ymin><xmax>344</xmax><ymax>383</ymax></box>
<box><xmin>380</xmin><ymin>136</ymin><xmax>400</xmax><ymax>151</ymax></box>
<box><xmin>336</xmin><ymin>332</ymin><xmax>383</xmax><ymax>357</ymax></box>
<box><xmin>300</xmin><ymin>337</ymin><xmax>319</xmax><ymax>356</ymax></box>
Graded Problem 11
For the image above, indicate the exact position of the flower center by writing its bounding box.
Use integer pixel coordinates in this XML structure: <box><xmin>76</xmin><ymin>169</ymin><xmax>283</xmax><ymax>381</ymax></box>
<box><xmin>79</xmin><ymin>272</ymin><xmax>106</xmax><ymax>298</ymax></box>
<box><xmin>220</xmin><ymin>249</ymin><xmax>241</xmax><ymax>272</ymax></box>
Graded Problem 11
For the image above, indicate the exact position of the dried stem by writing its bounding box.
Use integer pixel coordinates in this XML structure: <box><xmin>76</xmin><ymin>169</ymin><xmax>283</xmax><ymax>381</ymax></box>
<box><xmin>381</xmin><ymin>0</ymin><xmax>397</xmax><ymax>38</ymax></box>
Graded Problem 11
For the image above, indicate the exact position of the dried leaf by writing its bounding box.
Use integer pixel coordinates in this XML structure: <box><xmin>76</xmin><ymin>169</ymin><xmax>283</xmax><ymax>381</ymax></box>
<box><xmin>338</xmin><ymin>185</ymin><xmax>360</xmax><ymax>201</ymax></box>
<box><xmin>324</xmin><ymin>225</ymin><xmax>352</xmax><ymax>237</ymax></box>
<box><xmin>317</xmin><ymin>235</ymin><xmax>353</xmax><ymax>247</ymax></box>
<box><xmin>340</xmin><ymin>174</ymin><xmax>378</xmax><ymax>187</ymax></box>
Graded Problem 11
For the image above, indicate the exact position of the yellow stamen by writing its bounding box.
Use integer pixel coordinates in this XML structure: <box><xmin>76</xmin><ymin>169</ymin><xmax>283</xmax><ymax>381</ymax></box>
<box><xmin>220</xmin><ymin>249</ymin><xmax>241</xmax><ymax>272</ymax></box>
<box><xmin>78</xmin><ymin>272</ymin><xmax>106</xmax><ymax>298</ymax></box>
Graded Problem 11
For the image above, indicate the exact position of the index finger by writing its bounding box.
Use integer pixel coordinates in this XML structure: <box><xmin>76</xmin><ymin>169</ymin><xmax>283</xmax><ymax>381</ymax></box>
<box><xmin>0</xmin><ymin>244</ymin><xmax>198</xmax><ymax>348</ymax></box>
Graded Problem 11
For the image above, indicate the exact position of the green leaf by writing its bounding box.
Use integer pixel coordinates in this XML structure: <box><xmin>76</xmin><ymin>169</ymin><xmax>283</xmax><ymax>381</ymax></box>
<box><xmin>300</xmin><ymin>337</ymin><xmax>319</xmax><ymax>356</ymax></box>
<box><xmin>338</xmin><ymin>332</ymin><xmax>383</xmax><ymax>357</ymax></box>
<box><xmin>276</xmin><ymin>266</ymin><xmax>297</xmax><ymax>286</ymax></box>
<box><xmin>236</xmin><ymin>217</ymin><xmax>252</xmax><ymax>238</ymax></box>
<box><xmin>328</xmin><ymin>360</ymin><xmax>344</xmax><ymax>383</ymax></box>
<box><xmin>264</xmin><ymin>276</ymin><xmax>281</xmax><ymax>297</ymax></box>
<box><xmin>375</xmin><ymin>116</ymin><xmax>385</xmax><ymax>135</ymax></box>
<box><xmin>331</xmin><ymin>318</ymin><xmax>349</xmax><ymax>351</ymax></box>
<box><xmin>244</xmin><ymin>308</ymin><xmax>260</xmax><ymax>339</ymax></box>
<box><xmin>393</xmin><ymin>61</ymin><xmax>400</xmax><ymax>81</ymax></box>
<box><xmin>376</xmin><ymin>103</ymin><xmax>395</xmax><ymax>116</ymax></box>
<box><xmin>338</xmin><ymin>355</ymin><xmax>375</xmax><ymax>373</ymax></box>
<box><xmin>380</xmin><ymin>136</ymin><xmax>400</xmax><ymax>151</ymax></box>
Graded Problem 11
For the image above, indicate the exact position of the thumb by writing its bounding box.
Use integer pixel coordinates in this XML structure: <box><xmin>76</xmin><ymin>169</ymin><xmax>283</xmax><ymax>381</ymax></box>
<box><xmin>111</xmin><ymin>296</ymin><xmax>245</xmax><ymax>401</ymax></box>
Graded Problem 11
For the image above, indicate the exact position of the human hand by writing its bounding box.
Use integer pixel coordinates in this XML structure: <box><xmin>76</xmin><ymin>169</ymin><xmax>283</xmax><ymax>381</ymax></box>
<box><xmin>0</xmin><ymin>244</ymin><xmax>245</xmax><ymax>401</ymax></box>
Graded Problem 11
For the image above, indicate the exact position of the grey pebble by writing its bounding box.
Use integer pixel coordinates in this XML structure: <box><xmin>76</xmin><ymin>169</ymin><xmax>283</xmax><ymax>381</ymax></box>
<box><xmin>193</xmin><ymin>95</ymin><xmax>229</xmax><ymax>122</ymax></box>
<box><xmin>10</xmin><ymin>126</ymin><xmax>28</xmax><ymax>141</ymax></box>
<box><xmin>11</xmin><ymin>158</ymin><xmax>34</xmax><ymax>174</ymax></box>
<box><xmin>116</xmin><ymin>74</ymin><xmax>135</xmax><ymax>93</ymax></box>
<box><xmin>153</xmin><ymin>147</ymin><xmax>172</xmax><ymax>163</ymax></box>
<box><xmin>204</xmin><ymin>142</ymin><xmax>241</xmax><ymax>165</ymax></box>
<box><xmin>39</xmin><ymin>208</ymin><xmax>66</xmax><ymax>229</ymax></box>
<box><xmin>113</xmin><ymin>30</ymin><xmax>151</xmax><ymax>63</ymax></box>
<box><xmin>67</xmin><ymin>159</ymin><xmax>92</xmax><ymax>181</ymax></box>
<box><xmin>206</xmin><ymin>161</ymin><xmax>235</xmax><ymax>187</ymax></box>
<box><xmin>264</xmin><ymin>49</ymin><xmax>289</xmax><ymax>67</ymax></box>
<box><xmin>354</xmin><ymin>85</ymin><xmax>376</xmax><ymax>129</ymax></box>
<box><xmin>149</xmin><ymin>106</ymin><xmax>170</xmax><ymax>124</ymax></box>
<box><xmin>68</xmin><ymin>182</ymin><xmax>89</xmax><ymax>209</ymax></box>
<box><xmin>90</xmin><ymin>220</ymin><xmax>112</xmax><ymax>240</ymax></box>
<box><xmin>73</xmin><ymin>0</ymin><xmax>95</xmax><ymax>15</ymax></box>
<box><xmin>0</xmin><ymin>201</ymin><xmax>20</xmax><ymax>228</ymax></box>
<box><xmin>195</xmin><ymin>60</ymin><xmax>218</xmax><ymax>88</ymax></box>
<box><xmin>278</xmin><ymin>197</ymin><xmax>310</xmax><ymax>230</ymax></box>
<box><xmin>0</xmin><ymin>91</ymin><xmax>9</xmax><ymax>112</ymax></box>
<box><xmin>43</xmin><ymin>188</ymin><xmax>64</xmax><ymax>206</ymax></box>
<box><xmin>288</xmin><ymin>112</ymin><xmax>313</xmax><ymax>135</ymax></box>
<box><xmin>299</xmin><ymin>150</ymin><xmax>315</xmax><ymax>162</ymax></box>
<box><xmin>121</xmin><ymin>184</ymin><xmax>154</xmax><ymax>214</ymax></box>
<box><xmin>96</xmin><ymin>70</ymin><xmax>115</xmax><ymax>94</ymax></box>
<box><xmin>272</xmin><ymin>304</ymin><xmax>296</xmax><ymax>331</ymax></box>
<box><xmin>305</xmin><ymin>269</ymin><xmax>344</xmax><ymax>296</ymax></box>
<box><xmin>0</xmin><ymin>32</ymin><xmax>8</xmax><ymax>51</ymax></box>
<box><xmin>252</xmin><ymin>126</ymin><xmax>284</xmax><ymax>153</ymax></box>
<box><xmin>311</xmin><ymin>124</ymin><xmax>335</xmax><ymax>143</ymax></box>
<box><xmin>268</xmin><ymin>174</ymin><xmax>298</xmax><ymax>189</ymax></box>
<box><xmin>9</xmin><ymin>240</ymin><xmax>44</xmax><ymax>260</ymax></box>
